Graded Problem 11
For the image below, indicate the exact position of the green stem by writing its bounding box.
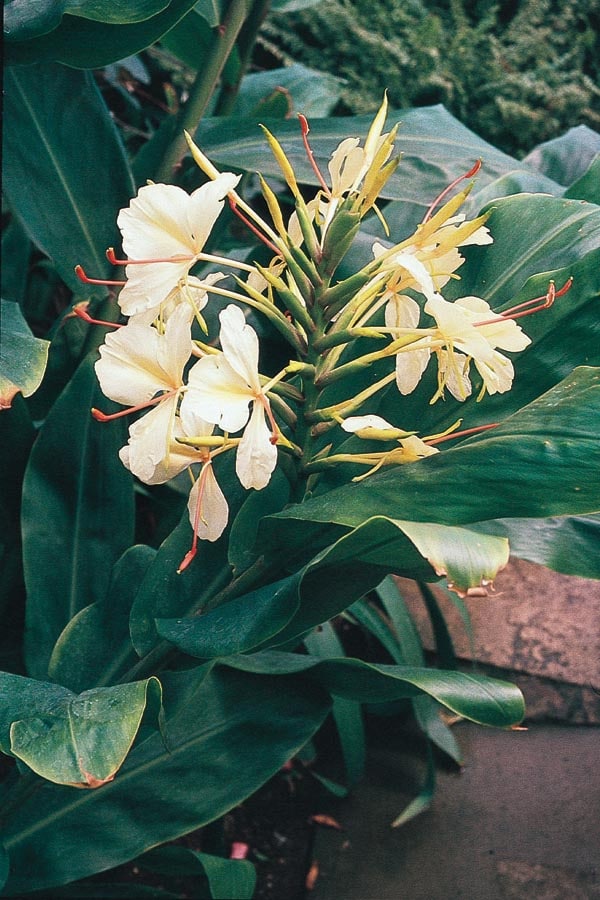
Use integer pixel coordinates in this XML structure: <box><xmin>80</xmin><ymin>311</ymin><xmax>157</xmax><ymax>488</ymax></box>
<box><xmin>155</xmin><ymin>0</ymin><xmax>251</xmax><ymax>183</ymax></box>
<box><xmin>214</xmin><ymin>0</ymin><xmax>273</xmax><ymax>116</ymax></box>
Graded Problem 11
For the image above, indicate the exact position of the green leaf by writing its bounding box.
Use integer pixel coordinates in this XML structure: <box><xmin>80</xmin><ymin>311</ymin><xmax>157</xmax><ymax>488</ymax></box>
<box><xmin>3</xmin><ymin>63</ymin><xmax>135</xmax><ymax>295</ymax></box>
<box><xmin>304</xmin><ymin>623</ymin><xmax>366</xmax><ymax>785</ymax></box>
<box><xmin>264</xmin><ymin>368</ymin><xmax>600</xmax><ymax>553</ymax></box>
<box><xmin>472</xmin><ymin>514</ymin><xmax>600</xmax><ymax>580</ymax></box>
<box><xmin>389</xmin><ymin>522</ymin><xmax>509</xmax><ymax>595</ymax></box>
<box><xmin>391</xmin><ymin>742</ymin><xmax>436</xmax><ymax>828</ymax></box>
<box><xmin>196</xmin><ymin>104</ymin><xmax>526</xmax><ymax>236</ymax></box>
<box><xmin>0</xmin><ymin>299</ymin><xmax>49</xmax><ymax>409</ymax></box>
<box><xmin>129</xmin><ymin>454</ymin><xmax>247</xmax><ymax>657</ymax></box>
<box><xmin>5</xmin><ymin>0</ymin><xmax>199</xmax><ymax>68</ymax></box>
<box><xmin>232</xmin><ymin>64</ymin><xmax>343</xmax><ymax>119</ymax></box>
<box><xmin>21</xmin><ymin>355</ymin><xmax>135</xmax><ymax>679</ymax></box>
<box><xmin>8</xmin><ymin>677</ymin><xmax>162</xmax><ymax>787</ymax></box>
<box><xmin>4</xmin><ymin>0</ymin><xmax>172</xmax><ymax>42</ymax></box>
<box><xmin>1</xmin><ymin>666</ymin><xmax>330</xmax><ymax>895</ymax></box>
<box><xmin>565</xmin><ymin>155</ymin><xmax>600</xmax><ymax>204</ymax></box>
<box><xmin>48</xmin><ymin>545</ymin><xmax>157</xmax><ymax>693</ymax></box>
<box><xmin>0</xmin><ymin>845</ymin><xmax>7</xmax><ymax>893</ymax></box>
<box><xmin>223</xmin><ymin>652</ymin><xmax>525</xmax><ymax>727</ymax></box>
<box><xmin>140</xmin><ymin>845</ymin><xmax>256</xmax><ymax>899</ymax></box>
<box><xmin>523</xmin><ymin>126</ymin><xmax>600</xmax><ymax>187</ymax></box>
<box><xmin>193</xmin><ymin>0</ymin><xmax>225</xmax><ymax>28</ymax></box>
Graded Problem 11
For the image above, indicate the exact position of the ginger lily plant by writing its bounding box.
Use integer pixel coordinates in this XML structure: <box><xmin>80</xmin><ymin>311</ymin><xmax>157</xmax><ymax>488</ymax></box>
<box><xmin>2</xmin><ymin>85</ymin><xmax>600</xmax><ymax>899</ymax></box>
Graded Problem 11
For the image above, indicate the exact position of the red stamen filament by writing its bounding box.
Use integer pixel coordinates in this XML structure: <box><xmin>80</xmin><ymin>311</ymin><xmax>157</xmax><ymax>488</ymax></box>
<box><xmin>72</xmin><ymin>305</ymin><xmax>122</xmax><ymax>329</ymax></box>
<box><xmin>422</xmin><ymin>159</ymin><xmax>482</xmax><ymax>224</ymax></box>
<box><xmin>178</xmin><ymin>460</ymin><xmax>211</xmax><ymax>573</ymax></box>
<box><xmin>475</xmin><ymin>278</ymin><xmax>573</xmax><ymax>327</ymax></box>
<box><xmin>426</xmin><ymin>422</ymin><xmax>500</xmax><ymax>446</ymax></box>
<box><xmin>259</xmin><ymin>393</ymin><xmax>280</xmax><ymax>445</ymax></box>
<box><xmin>106</xmin><ymin>247</ymin><xmax>194</xmax><ymax>266</ymax></box>
<box><xmin>298</xmin><ymin>114</ymin><xmax>331</xmax><ymax>197</ymax></box>
<box><xmin>75</xmin><ymin>264</ymin><xmax>126</xmax><ymax>286</ymax></box>
<box><xmin>228</xmin><ymin>197</ymin><xmax>280</xmax><ymax>255</ymax></box>
<box><xmin>91</xmin><ymin>389</ymin><xmax>177</xmax><ymax>422</ymax></box>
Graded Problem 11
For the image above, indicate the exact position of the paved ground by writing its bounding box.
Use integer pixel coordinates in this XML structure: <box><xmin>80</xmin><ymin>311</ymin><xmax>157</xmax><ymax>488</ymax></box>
<box><xmin>309</xmin><ymin>559</ymin><xmax>600</xmax><ymax>899</ymax></box>
<box><xmin>310</xmin><ymin>723</ymin><xmax>599</xmax><ymax>900</ymax></box>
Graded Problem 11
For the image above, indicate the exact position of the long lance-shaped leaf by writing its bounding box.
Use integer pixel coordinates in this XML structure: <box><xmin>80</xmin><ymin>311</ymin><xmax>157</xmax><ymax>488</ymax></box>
<box><xmin>21</xmin><ymin>355</ymin><xmax>135</xmax><ymax>679</ymax></box>
<box><xmin>156</xmin><ymin>517</ymin><xmax>508</xmax><ymax>658</ymax></box>
<box><xmin>220</xmin><ymin>652</ymin><xmax>525</xmax><ymax>727</ymax></box>
<box><xmin>262</xmin><ymin>368</ymin><xmax>600</xmax><ymax>557</ymax></box>
<box><xmin>0</xmin><ymin>673</ymin><xmax>162</xmax><ymax>787</ymax></box>
<box><xmin>1</xmin><ymin>666</ymin><xmax>330</xmax><ymax>895</ymax></box>
<box><xmin>5</xmin><ymin>1</ymin><xmax>199</xmax><ymax>68</ymax></box>
<box><xmin>469</xmin><ymin>514</ymin><xmax>600</xmax><ymax>580</ymax></box>
<box><xmin>3</xmin><ymin>63</ymin><xmax>135</xmax><ymax>296</ymax></box>
<box><xmin>4</xmin><ymin>0</ymin><xmax>174</xmax><ymax>42</ymax></box>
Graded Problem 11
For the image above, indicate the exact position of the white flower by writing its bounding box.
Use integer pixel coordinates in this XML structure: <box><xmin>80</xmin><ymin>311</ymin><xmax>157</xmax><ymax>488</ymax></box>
<box><xmin>117</xmin><ymin>174</ymin><xmax>240</xmax><ymax>318</ymax></box>
<box><xmin>181</xmin><ymin>305</ymin><xmax>278</xmax><ymax>490</ymax></box>
<box><xmin>425</xmin><ymin>293</ymin><xmax>531</xmax><ymax>399</ymax></box>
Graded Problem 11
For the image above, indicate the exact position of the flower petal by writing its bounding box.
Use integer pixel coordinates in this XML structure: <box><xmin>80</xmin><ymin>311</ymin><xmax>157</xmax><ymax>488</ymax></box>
<box><xmin>95</xmin><ymin>320</ymin><xmax>184</xmax><ymax>407</ymax></box>
<box><xmin>118</xmin><ymin>397</ymin><xmax>185</xmax><ymax>483</ymax></box>
<box><xmin>218</xmin><ymin>305</ymin><xmax>262</xmax><ymax>392</ymax></box>
<box><xmin>183</xmin><ymin>354</ymin><xmax>252</xmax><ymax>434</ymax></box>
<box><xmin>236</xmin><ymin>402</ymin><xmax>277</xmax><ymax>490</ymax></box>
<box><xmin>188</xmin><ymin>462</ymin><xmax>229</xmax><ymax>542</ymax></box>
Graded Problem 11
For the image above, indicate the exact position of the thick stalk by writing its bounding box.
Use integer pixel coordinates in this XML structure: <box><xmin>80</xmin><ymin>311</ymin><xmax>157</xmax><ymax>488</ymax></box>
<box><xmin>214</xmin><ymin>0</ymin><xmax>272</xmax><ymax>116</ymax></box>
<box><xmin>155</xmin><ymin>0</ymin><xmax>251</xmax><ymax>183</ymax></box>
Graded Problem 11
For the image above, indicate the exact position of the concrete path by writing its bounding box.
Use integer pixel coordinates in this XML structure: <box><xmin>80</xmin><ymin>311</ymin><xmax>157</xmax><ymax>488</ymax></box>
<box><xmin>309</xmin><ymin>560</ymin><xmax>600</xmax><ymax>898</ymax></box>
<box><xmin>310</xmin><ymin>723</ymin><xmax>600</xmax><ymax>899</ymax></box>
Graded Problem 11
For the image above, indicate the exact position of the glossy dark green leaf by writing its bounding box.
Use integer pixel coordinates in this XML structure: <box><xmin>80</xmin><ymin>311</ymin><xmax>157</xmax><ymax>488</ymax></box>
<box><xmin>140</xmin><ymin>845</ymin><xmax>256</xmax><ymax>899</ymax></box>
<box><xmin>8</xmin><ymin>677</ymin><xmax>162</xmax><ymax>787</ymax></box>
<box><xmin>4</xmin><ymin>0</ymin><xmax>172</xmax><ymax>43</ymax></box>
<box><xmin>3</xmin><ymin>63</ymin><xmax>135</xmax><ymax>295</ymax></box>
<box><xmin>21</xmin><ymin>355</ymin><xmax>135</xmax><ymax>679</ymax></box>
<box><xmin>129</xmin><ymin>454</ymin><xmax>247</xmax><ymax>657</ymax></box>
<box><xmin>523</xmin><ymin>126</ymin><xmax>600</xmax><ymax>187</ymax></box>
<box><xmin>197</xmin><ymin>105</ymin><xmax>521</xmax><ymax>219</ymax></box>
<box><xmin>0</xmin><ymin>845</ymin><xmax>7</xmax><ymax>893</ymax></box>
<box><xmin>0</xmin><ymin>300</ymin><xmax>49</xmax><ymax>408</ymax></box>
<box><xmin>1</xmin><ymin>665</ymin><xmax>330</xmax><ymax>895</ymax></box>
<box><xmin>223</xmin><ymin>651</ymin><xmax>525</xmax><ymax>726</ymax></box>
<box><xmin>304</xmin><ymin>623</ymin><xmax>366</xmax><ymax>786</ymax></box>
<box><xmin>5</xmin><ymin>0</ymin><xmax>198</xmax><ymax>68</ymax></box>
<box><xmin>263</xmin><ymin>368</ymin><xmax>600</xmax><ymax>554</ymax></box>
<box><xmin>48</xmin><ymin>545</ymin><xmax>158</xmax><ymax>692</ymax></box>
<box><xmin>564</xmin><ymin>155</ymin><xmax>600</xmax><ymax>204</ymax></box>
<box><xmin>391</xmin><ymin>742</ymin><xmax>436</xmax><ymax>828</ymax></box>
<box><xmin>0</xmin><ymin>217</ymin><xmax>31</xmax><ymax>304</ymax></box>
<box><xmin>472</xmin><ymin>514</ymin><xmax>600</xmax><ymax>580</ymax></box>
<box><xmin>231</xmin><ymin>64</ymin><xmax>343</xmax><ymax>119</ymax></box>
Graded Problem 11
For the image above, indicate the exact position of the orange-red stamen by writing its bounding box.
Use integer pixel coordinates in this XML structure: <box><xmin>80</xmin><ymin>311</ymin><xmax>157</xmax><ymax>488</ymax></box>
<box><xmin>228</xmin><ymin>196</ymin><xmax>280</xmax><ymax>255</ymax></box>
<box><xmin>75</xmin><ymin>264</ymin><xmax>126</xmax><ymax>286</ymax></box>
<box><xmin>422</xmin><ymin>159</ymin><xmax>482</xmax><ymax>224</ymax></box>
<box><xmin>178</xmin><ymin>461</ymin><xmax>212</xmax><ymax>573</ymax></box>
<box><xmin>475</xmin><ymin>277</ymin><xmax>573</xmax><ymax>327</ymax></box>
<box><xmin>72</xmin><ymin>304</ymin><xmax>122</xmax><ymax>329</ymax></box>
<box><xmin>299</xmin><ymin>114</ymin><xmax>331</xmax><ymax>197</ymax></box>
<box><xmin>91</xmin><ymin>390</ymin><xmax>177</xmax><ymax>422</ymax></box>
<box><xmin>426</xmin><ymin>422</ymin><xmax>500</xmax><ymax>446</ymax></box>
<box><xmin>258</xmin><ymin>393</ymin><xmax>280</xmax><ymax>445</ymax></box>
<box><xmin>106</xmin><ymin>247</ymin><xmax>194</xmax><ymax>266</ymax></box>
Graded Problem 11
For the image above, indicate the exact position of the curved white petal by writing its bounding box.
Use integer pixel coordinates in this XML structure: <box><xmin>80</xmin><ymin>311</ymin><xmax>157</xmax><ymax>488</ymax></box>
<box><xmin>218</xmin><ymin>305</ymin><xmax>262</xmax><ymax>392</ymax></box>
<box><xmin>186</xmin><ymin>173</ymin><xmax>241</xmax><ymax>252</ymax></box>
<box><xmin>187</xmin><ymin>462</ymin><xmax>229</xmax><ymax>543</ymax></box>
<box><xmin>342</xmin><ymin>414</ymin><xmax>394</xmax><ymax>432</ymax></box>
<box><xmin>236</xmin><ymin>402</ymin><xmax>277</xmax><ymax>490</ymax></box>
<box><xmin>385</xmin><ymin>293</ymin><xmax>421</xmax><ymax>330</ymax></box>
<box><xmin>394</xmin><ymin>346</ymin><xmax>431</xmax><ymax>395</ymax></box>
<box><xmin>95</xmin><ymin>322</ymin><xmax>183</xmax><ymax>407</ymax></box>
<box><xmin>438</xmin><ymin>349</ymin><xmax>472</xmax><ymax>401</ymax></box>
<box><xmin>183</xmin><ymin>354</ymin><xmax>253</xmax><ymax>434</ymax></box>
<box><xmin>455</xmin><ymin>296</ymin><xmax>531</xmax><ymax>352</ymax></box>
<box><xmin>473</xmin><ymin>350</ymin><xmax>515</xmax><ymax>395</ymax></box>
<box><xmin>118</xmin><ymin>397</ymin><xmax>183</xmax><ymax>483</ymax></box>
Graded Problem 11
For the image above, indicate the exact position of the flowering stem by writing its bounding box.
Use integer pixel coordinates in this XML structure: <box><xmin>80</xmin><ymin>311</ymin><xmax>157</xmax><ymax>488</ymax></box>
<box><xmin>154</xmin><ymin>0</ymin><xmax>250</xmax><ymax>183</ymax></box>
